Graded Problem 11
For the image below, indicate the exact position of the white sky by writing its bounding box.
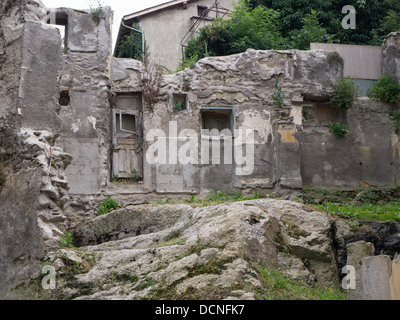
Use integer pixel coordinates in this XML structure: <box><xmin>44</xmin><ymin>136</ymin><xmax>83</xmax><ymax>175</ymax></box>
<box><xmin>41</xmin><ymin>0</ymin><xmax>168</xmax><ymax>50</ymax></box>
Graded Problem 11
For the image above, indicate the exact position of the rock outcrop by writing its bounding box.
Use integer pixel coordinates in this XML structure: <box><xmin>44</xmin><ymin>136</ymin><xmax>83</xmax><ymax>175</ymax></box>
<box><xmin>4</xmin><ymin>199</ymin><xmax>353</xmax><ymax>300</ymax></box>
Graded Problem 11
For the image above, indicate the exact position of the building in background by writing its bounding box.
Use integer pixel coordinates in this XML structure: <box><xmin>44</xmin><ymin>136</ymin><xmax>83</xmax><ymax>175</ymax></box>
<box><xmin>311</xmin><ymin>43</ymin><xmax>382</xmax><ymax>96</ymax></box>
<box><xmin>114</xmin><ymin>0</ymin><xmax>235</xmax><ymax>71</ymax></box>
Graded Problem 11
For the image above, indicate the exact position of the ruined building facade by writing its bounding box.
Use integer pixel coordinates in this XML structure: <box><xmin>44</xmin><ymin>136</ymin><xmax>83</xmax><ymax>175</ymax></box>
<box><xmin>1</xmin><ymin>0</ymin><xmax>400</xmax><ymax>296</ymax></box>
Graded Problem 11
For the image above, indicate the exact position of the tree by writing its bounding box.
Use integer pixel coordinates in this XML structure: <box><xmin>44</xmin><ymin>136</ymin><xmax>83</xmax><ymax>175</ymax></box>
<box><xmin>290</xmin><ymin>10</ymin><xmax>333</xmax><ymax>50</ymax></box>
<box><xmin>185</xmin><ymin>0</ymin><xmax>333</xmax><ymax>62</ymax></box>
<box><xmin>117</xmin><ymin>25</ymin><xmax>143</xmax><ymax>61</ymax></box>
<box><xmin>250</xmin><ymin>0</ymin><xmax>400</xmax><ymax>46</ymax></box>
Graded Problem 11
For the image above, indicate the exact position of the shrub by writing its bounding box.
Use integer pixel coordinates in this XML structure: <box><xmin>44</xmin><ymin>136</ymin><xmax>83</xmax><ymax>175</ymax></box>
<box><xmin>59</xmin><ymin>231</ymin><xmax>74</xmax><ymax>248</ymax></box>
<box><xmin>89</xmin><ymin>0</ymin><xmax>104</xmax><ymax>24</ymax></box>
<box><xmin>98</xmin><ymin>196</ymin><xmax>119</xmax><ymax>215</ymax></box>
<box><xmin>368</xmin><ymin>75</ymin><xmax>400</xmax><ymax>104</ymax></box>
<box><xmin>117</xmin><ymin>25</ymin><xmax>143</xmax><ymax>61</ymax></box>
<box><xmin>330</xmin><ymin>77</ymin><xmax>360</xmax><ymax>111</ymax></box>
<box><xmin>328</xmin><ymin>121</ymin><xmax>349</xmax><ymax>138</ymax></box>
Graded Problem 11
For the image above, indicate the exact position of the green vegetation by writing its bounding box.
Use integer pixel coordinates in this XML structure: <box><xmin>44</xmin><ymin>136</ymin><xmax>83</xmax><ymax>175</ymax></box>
<box><xmin>368</xmin><ymin>75</ymin><xmax>400</xmax><ymax>104</ymax></box>
<box><xmin>112</xmin><ymin>169</ymin><xmax>141</xmax><ymax>183</ymax></box>
<box><xmin>185</xmin><ymin>1</ymin><xmax>332</xmax><ymax>63</ymax></box>
<box><xmin>59</xmin><ymin>231</ymin><xmax>74</xmax><ymax>248</ymax></box>
<box><xmin>272</xmin><ymin>73</ymin><xmax>285</xmax><ymax>109</ymax></box>
<box><xmin>184</xmin><ymin>0</ymin><xmax>400</xmax><ymax>65</ymax></box>
<box><xmin>256</xmin><ymin>266</ymin><xmax>346</xmax><ymax>300</ymax></box>
<box><xmin>151</xmin><ymin>189</ymin><xmax>271</xmax><ymax>207</ymax></box>
<box><xmin>89</xmin><ymin>0</ymin><xmax>104</xmax><ymax>24</ymax></box>
<box><xmin>390</xmin><ymin>112</ymin><xmax>400</xmax><ymax>132</ymax></box>
<box><xmin>316</xmin><ymin>202</ymin><xmax>400</xmax><ymax>222</ymax></box>
<box><xmin>303</xmin><ymin>185</ymin><xmax>400</xmax><ymax>223</ymax></box>
<box><xmin>117</xmin><ymin>24</ymin><xmax>143</xmax><ymax>61</ymax></box>
<box><xmin>173</xmin><ymin>101</ymin><xmax>186</xmax><ymax>112</ymax></box>
<box><xmin>189</xmin><ymin>260</ymin><xmax>225</xmax><ymax>276</ymax></box>
<box><xmin>330</xmin><ymin>77</ymin><xmax>360</xmax><ymax>111</ymax></box>
<box><xmin>152</xmin><ymin>231</ymin><xmax>187</xmax><ymax>248</ymax></box>
<box><xmin>328</xmin><ymin>121</ymin><xmax>349</xmax><ymax>138</ymax></box>
<box><xmin>135</xmin><ymin>277</ymin><xmax>156</xmax><ymax>291</ymax></box>
<box><xmin>97</xmin><ymin>196</ymin><xmax>119</xmax><ymax>215</ymax></box>
<box><xmin>175</xmin><ymin>240</ymin><xmax>207</xmax><ymax>261</ymax></box>
<box><xmin>147</xmin><ymin>262</ymin><xmax>346</xmax><ymax>300</ymax></box>
<box><xmin>290</xmin><ymin>10</ymin><xmax>333</xmax><ymax>50</ymax></box>
<box><xmin>248</xmin><ymin>0</ymin><xmax>400</xmax><ymax>46</ymax></box>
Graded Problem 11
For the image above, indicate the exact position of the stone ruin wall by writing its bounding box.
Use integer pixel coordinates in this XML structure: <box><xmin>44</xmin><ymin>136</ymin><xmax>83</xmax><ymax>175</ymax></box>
<box><xmin>0</xmin><ymin>0</ymin><xmax>113</xmax><ymax>296</ymax></box>
<box><xmin>1</xmin><ymin>0</ymin><xmax>400</xmax><ymax>297</ymax></box>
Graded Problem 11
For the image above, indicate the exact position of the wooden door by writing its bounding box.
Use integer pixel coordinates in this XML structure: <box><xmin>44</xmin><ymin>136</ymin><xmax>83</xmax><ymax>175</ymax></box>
<box><xmin>112</xmin><ymin>110</ymin><xmax>143</xmax><ymax>179</ymax></box>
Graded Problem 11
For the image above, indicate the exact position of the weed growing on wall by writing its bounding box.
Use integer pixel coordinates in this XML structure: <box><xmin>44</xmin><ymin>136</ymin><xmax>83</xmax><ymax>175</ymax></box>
<box><xmin>98</xmin><ymin>196</ymin><xmax>119</xmax><ymax>215</ymax></box>
<box><xmin>390</xmin><ymin>112</ymin><xmax>400</xmax><ymax>132</ymax></box>
<box><xmin>140</xmin><ymin>56</ymin><xmax>163</xmax><ymax>111</ymax></box>
<box><xmin>59</xmin><ymin>231</ymin><xmax>74</xmax><ymax>248</ymax></box>
<box><xmin>328</xmin><ymin>121</ymin><xmax>349</xmax><ymax>138</ymax></box>
<box><xmin>368</xmin><ymin>75</ymin><xmax>400</xmax><ymax>104</ymax></box>
<box><xmin>330</xmin><ymin>77</ymin><xmax>360</xmax><ymax>111</ymax></box>
<box><xmin>272</xmin><ymin>73</ymin><xmax>285</xmax><ymax>108</ymax></box>
<box><xmin>89</xmin><ymin>0</ymin><xmax>104</xmax><ymax>24</ymax></box>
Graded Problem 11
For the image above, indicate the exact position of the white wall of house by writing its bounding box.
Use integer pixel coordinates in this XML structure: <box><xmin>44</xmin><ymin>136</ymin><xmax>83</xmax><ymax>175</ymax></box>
<box><xmin>133</xmin><ymin>0</ymin><xmax>236</xmax><ymax>71</ymax></box>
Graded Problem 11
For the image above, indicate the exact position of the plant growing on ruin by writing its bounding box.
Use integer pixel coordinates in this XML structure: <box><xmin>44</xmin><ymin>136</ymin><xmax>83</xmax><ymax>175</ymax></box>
<box><xmin>330</xmin><ymin>77</ymin><xmax>360</xmax><ymax>111</ymax></box>
<box><xmin>328</xmin><ymin>121</ymin><xmax>349</xmax><ymax>138</ymax></box>
<box><xmin>89</xmin><ymin>0</ymin><xmax>104</xmax><ymax>24</ymax></box>
<box><xmin>98</xmin><ymin>196</ymin><xmax>119</xmax><ymax>215</ymax></box>
<box><xmin>130</xmin><ymin>169</ymin><xmax>140</xmax><ymax>182</ymax></box>
<box><xmin>390</xmin><ymin>112</ymin><xmax>400</xmax><ymax>132</ymax></box>
<box><xmin>368</xmin><ymin>75</ymin><xmax>400</xmax><ymax>104</ymax></box>
<box><xmin>140</xmin><ymin>56</ymin><xmax>163</xmax><ymax>111</ymax></box>
<box><xmin>59</xmin><ymin>231</ymin><xmax>74</xmax><ymax>248</ymax></box>
<box><xmin>272</xmin><ymin>73</ymin><xmax>285</xmax><ymax>109</ymax></box>
<box><xmin>173</xmin><ymin>101</ymin><xmax>186</xmax><ymax>112</ymax></box>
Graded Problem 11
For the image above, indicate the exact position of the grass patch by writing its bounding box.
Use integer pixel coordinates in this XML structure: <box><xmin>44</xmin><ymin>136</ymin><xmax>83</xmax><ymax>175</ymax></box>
<box><xmin>97</xmin><ymin>196</ymin><xmax>119</xmax><ymax>215</ymax></box>
<box><xmin>256</xmin><ymin>266</ymin><xmax>346</xmax><ymax>300</ymax></box>
<box><xmin>188</xmin><ymin>260</ymin><xmax>224</xmax><ymax>277</ymax></box>
<box><xmin>175</xmin><ymin>241</ymin><xmax>207</xmax><ymax>261</ymax></box>
<box><xmin>134</xmin><ymin>277</ymin><xmax>156</xmax><ymax>291</ymax></box>
<box><xmin>151</xmin><ymin>189</ymin><xmax>272</xmax><ymax>207</ymax></box>
<box><xmin>315</xmin><ymin>202</ymin><xmax>400</xmax><ymax>222</ymax></box>
<box><xmin>59</xmin><ymin>231</ymin><xmax>74</xmax><ymax>248</ymax></box>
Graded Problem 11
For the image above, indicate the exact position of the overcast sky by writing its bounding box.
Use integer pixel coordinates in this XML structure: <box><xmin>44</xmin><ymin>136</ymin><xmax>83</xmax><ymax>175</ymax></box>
<box><xmin>41</xmin><ymin>0</ymin><xmax>167</xmax><ymax>49</ymax></box>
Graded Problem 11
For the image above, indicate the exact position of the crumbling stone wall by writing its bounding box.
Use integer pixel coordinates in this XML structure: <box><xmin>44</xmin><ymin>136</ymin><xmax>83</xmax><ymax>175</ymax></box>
<box><xmin>112</xmin><ymin>49</ymin><xmax>344</xmax><ymax>197</ymax></box>
<box><xmin>111</xmin><ymin>43</ymin><xmax>400</xmax><ymax>196</ymax></box>
<box><xmin>383</xmin><ymin>31</ymin><xmax>400</xmax><ymax>86</ymax></box>
<box><xmin>0</xmin><ymin>0</ymin><xmax>73</xmax><ymax>297</ymax></box>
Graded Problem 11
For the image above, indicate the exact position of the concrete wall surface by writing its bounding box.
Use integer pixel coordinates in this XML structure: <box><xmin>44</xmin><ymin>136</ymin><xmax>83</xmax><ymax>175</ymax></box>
<box><xmin>311</xmin><ymin>42</ymin><xmax>382</xmax><ymax>80</ymax></box>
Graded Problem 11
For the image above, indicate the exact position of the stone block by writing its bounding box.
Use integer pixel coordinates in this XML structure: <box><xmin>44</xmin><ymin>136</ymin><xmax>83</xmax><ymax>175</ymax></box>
<box><xmin>361</xmin><ymin>255</ymin><xmax>392</xmax><ymax>300</ymax></box>
<box><xmin>346</xmin><ymin>241</ymin><xmax>375</xmax><ymax>300</ymax></box>
<box><xmin>390</xmin><ymin>258</ymin><xmax>400</xmax><ymax>300</ymax></box>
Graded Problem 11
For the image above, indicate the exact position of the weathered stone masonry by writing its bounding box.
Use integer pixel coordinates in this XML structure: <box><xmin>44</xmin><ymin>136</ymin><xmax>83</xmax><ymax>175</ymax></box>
<box><xmin>1</xmin><ymin>0</ymin><xmax>400</xmax><ymax>297</ymax></box>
